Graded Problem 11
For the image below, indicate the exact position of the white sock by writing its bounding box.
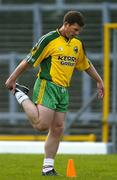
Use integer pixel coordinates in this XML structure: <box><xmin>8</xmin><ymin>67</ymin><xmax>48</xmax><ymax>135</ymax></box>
<box><xmin>42</xmin><ymin>158</ymin><xmax>54</xmax><ymax>173</ymax></box>
<box><xmin>15</xmin><ymin>91</ymin><xmax>29</xmax><ymax>104</ymax></box>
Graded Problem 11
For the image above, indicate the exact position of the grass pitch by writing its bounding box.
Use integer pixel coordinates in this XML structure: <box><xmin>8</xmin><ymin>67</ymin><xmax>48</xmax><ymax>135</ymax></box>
<box><xmin>0</xmin><ymin>154</ymin><xmax>117</xmax><ymax>180</ymax></box>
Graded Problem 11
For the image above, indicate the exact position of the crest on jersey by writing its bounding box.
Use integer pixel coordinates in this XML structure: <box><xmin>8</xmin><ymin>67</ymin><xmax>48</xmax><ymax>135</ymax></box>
<box><xmin>73</xmin><ymin>46</ymin><xmax>78</xmax><ymax>53</ymax></box>
<box><xmin>58</xmin><ymin>47</ymin><xmax>63</xmax><ymax>51</ymax></box>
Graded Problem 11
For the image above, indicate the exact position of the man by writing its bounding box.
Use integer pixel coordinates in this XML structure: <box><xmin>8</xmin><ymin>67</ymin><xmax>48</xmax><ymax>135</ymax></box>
<box><xmin>5</xmin><ymin>11</ymin><xmax>104</xmax><ymax>176</ymax></box>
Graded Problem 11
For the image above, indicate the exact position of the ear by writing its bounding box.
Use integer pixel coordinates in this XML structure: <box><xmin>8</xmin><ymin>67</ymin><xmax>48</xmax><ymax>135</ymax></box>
<box><xmin>64</xmin><ymin>22</ymin><xmax>71</xmax><ymax>30</ymax></box>
<box><xmin>64</xmin><ymin>22</ymin><xmax>69</xmax><ymax>26</ymax></box>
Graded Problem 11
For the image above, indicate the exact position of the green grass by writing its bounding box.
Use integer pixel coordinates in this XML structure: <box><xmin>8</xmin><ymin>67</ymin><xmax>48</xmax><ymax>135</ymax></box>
<box><xmin>0</xmin><ymin>154</ymin><xmax>117</xmax><ymax>180</ymax></box>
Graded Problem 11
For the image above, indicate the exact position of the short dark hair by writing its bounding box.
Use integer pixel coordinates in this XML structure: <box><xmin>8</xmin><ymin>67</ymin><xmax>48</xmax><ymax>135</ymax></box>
<box><xmin>63</xmin><ymin>11</ymin><xmax>85</xmax><ymax>27</ymax></box>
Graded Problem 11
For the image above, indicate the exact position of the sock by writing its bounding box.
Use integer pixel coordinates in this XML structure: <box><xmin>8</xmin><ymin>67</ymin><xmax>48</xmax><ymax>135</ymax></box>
<box><xmin>42</xmin><ymin>158</ymin><xmax>54</xmax><ymax>173</ymax></box>
<box><xmin>15</xmin><ymin>91</ymin><xmax>29</xmax><ymax>104</ymax></box>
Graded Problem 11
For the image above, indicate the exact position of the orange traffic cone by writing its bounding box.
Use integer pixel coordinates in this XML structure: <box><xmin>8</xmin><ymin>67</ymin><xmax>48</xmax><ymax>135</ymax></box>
<box><xmin>66</xmin><ymin>159</ymin><xmax>77</xmax><ymax>177</ymax></box>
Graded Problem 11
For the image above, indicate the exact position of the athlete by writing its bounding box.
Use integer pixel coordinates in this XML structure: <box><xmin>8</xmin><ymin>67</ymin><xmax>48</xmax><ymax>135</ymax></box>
<box><xmin>5</xmin><ymin>11</ymin><xmax>104</xmax><ymax>176</ymax></box>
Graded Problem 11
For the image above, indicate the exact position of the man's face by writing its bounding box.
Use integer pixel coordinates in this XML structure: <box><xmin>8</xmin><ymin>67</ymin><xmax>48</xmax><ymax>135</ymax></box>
<box><xmin>64</xmin><ymin>23</ymin><xmax>82</xmax><ymax>39</ymax></box>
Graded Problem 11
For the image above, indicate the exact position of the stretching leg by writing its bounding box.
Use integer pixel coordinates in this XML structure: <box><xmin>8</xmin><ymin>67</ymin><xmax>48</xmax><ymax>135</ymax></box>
<box><xmin>21</xmin><ymin>101</ymin><xmax>55</xmax><ymax>131</ymax></box>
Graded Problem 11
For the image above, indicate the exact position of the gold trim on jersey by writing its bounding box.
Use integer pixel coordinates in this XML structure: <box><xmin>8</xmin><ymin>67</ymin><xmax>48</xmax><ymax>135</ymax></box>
<box><xmin>37</xmin><ymin>79</ymin><xmax>46</xmax><ymax>104</ymax></box>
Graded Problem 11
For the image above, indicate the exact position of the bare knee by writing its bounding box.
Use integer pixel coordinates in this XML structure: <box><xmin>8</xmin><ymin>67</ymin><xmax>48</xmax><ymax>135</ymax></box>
<box><xmin>51</xmin><ymin>125</ymin><xmax>64</xmax><ymax>138</ymax></box>
<box><xmin>33</xmin><ymin>121</ymin><xmax>49</xmax><ymax>131</ymax></box>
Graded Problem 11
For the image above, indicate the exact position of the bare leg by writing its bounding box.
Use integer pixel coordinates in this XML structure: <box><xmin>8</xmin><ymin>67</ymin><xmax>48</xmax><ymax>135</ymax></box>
<box><xmin>35</xmin><ymin>105</ymin><xmax>55</xmax><ymax>130</ymax></box>
<box><xmin>20</xmin><ymin>100</ymin><xmax>64</xmax><ymax>174</ymax></box>
<box><xmin>44</xmin><ymin>112</ymin><xmax>66</xmax><ymax>158</ymax></box>
<box><xmin>21</xmin><ymin>99</ymin><xmax>39</xmax><ymax>126</ymax></box>
<box><xmin>21</xmin><ymin>101</ymin><xmax>55</xmax><ymax>131</ymax></box>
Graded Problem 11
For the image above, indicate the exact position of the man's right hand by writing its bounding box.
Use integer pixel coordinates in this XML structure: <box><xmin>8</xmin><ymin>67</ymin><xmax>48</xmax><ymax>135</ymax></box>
<box><xmin>5</xmin><ymin>79</ymin><xmax>16</xmax><ymax>93</ymax></box>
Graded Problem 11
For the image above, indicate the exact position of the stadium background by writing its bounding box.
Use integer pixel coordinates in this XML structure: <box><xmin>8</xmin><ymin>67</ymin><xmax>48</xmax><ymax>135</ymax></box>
<box><xmin>0</xmin><ymin>0</ymin><xmax>117</xmax><ymax>152</ymax></box>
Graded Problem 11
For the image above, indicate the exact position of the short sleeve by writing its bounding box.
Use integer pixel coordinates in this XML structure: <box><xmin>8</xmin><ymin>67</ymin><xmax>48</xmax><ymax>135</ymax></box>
<box><xmin>75</xmin><ymin>41</ymin><xmax>91</xmax><ymax>71</ymax></box>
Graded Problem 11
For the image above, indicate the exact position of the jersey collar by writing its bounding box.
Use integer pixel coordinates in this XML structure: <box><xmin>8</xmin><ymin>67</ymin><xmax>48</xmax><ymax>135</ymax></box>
<box><xmin>56</xmin><ymin>29</ymin><xmax>71</xmax><ymax>43</ymax></box>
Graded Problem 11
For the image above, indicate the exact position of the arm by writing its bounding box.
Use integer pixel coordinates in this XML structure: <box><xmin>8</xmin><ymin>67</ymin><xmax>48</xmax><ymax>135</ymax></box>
<box><xmin>85</xmin><ymin>63</ymin><xmax>104</xmax><ymax>99</ymax></box>
<box><xmin>5</xmin><ymin>59</ymin><xmax>30</xmax><ymax>93</ymax></box>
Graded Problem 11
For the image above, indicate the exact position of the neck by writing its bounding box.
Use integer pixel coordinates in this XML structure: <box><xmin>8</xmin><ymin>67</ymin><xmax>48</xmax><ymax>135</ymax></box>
<box><xmin>58</xmin><ymin>26</ymin><xmax>69</xmax><ymax>40</ymax></box>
